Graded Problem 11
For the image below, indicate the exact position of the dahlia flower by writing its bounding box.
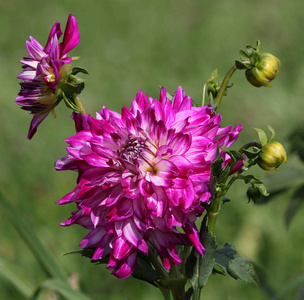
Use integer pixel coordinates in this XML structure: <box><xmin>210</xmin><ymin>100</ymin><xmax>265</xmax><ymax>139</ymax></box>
<box><xmin>15</xmin><ymin>14</ymin><xmax>80</xmax><ymax>139</ymax></box>
<box><xmin>55</xmin><ymin>87</ymin><xmax>241</xmax><ymax>278</ymax></box>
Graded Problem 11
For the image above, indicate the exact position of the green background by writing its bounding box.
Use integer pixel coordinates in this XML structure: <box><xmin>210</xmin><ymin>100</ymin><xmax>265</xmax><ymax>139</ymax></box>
<box><xmin>1</xmin><ymin>0</ymin><xmax>304</xmax><ymax>299</ymax></box>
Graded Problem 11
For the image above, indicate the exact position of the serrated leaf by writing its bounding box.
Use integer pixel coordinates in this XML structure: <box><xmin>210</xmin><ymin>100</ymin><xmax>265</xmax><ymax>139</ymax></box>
<box><xmin>253</xmin><ymin>128</ymin><xmax>268</xmax><ymax>146</ymax></box>
<box><xmin>215</xmin><ymin>243</ymin><xmax>259</xmax><ymax>286</ymax></box>
<box><xmin>185</xmin><ymin>217</ymin><xmax>217</xmax><ymax>298</ymax></box>
<box><xmin>285</xmin><ymin>184</ymin><xmax>304</xmax><ymax>228</ymax></box>
<box><xmin>228</xmin><ymin>256</ymin><xmax>259</xmax><ymax>286</ymax></box>
<box><xmin>198</xmin><ymin>232</ymin><xmax>216</xmax><ymax>288</ymax></box>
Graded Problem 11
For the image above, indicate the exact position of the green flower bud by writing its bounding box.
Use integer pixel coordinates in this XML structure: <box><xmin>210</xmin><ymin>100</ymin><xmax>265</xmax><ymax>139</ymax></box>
<box><xmin>257</xmin><ymin>141</ymin><xmax>287</xmax><ymax>171</ymax></box>
<box><xmin>246</xmin><ymin>53</ymin><xmax>280</xmax><ymax>87</ymax></box>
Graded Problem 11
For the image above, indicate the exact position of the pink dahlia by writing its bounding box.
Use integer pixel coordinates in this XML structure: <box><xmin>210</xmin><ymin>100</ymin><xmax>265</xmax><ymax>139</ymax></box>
<box><xmin>55</xmin><ymin>87</ymin><xmax>242</xmax><ymax>278</ymax></box>
<box><xmin>15</xmin><ymin>14</ymin><xmax>80</xmax><ymax>139</ymax></box>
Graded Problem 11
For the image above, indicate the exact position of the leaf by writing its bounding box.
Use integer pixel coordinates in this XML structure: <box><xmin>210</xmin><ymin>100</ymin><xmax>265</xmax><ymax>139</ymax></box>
<box><xmin>0</xmin><ymin>191</ymin><xmax>68</xmax><ymax>282</ymax></box>
<box><xmin>65</xmin><ymin>248</ymin><xmax>109</xmax><ymax>265</ymax></box>
<box><xmin>211</xmin><ymin>156</ymin><xmax>224</xmax><ymax>179</ymax></box>
<box><xmin>185</xmin><ymin>217</ymin><xmax>217</xmax><ymax>298</ymax></box>
<box><xmin>71</xmin><ymin>67</ymin><xmax>89</xmax><ymax>75</ymax></box>
<box><xmin>183</xmin><ymin>287</ymin><xmax>193</xmax><ymax>300</ymax></box>
<box><xmin>267</xmin><ymin>125</ymin><xmax>276</xmax><ymax>141</ymax></box>
<box><xmin>253</xmin><ymin>128</ymin><xmax>268</xmax><ymax>146</ymax></box>
<box><xmin>41</xmin><ymin>278</ymin><xmax>91</xmax><ymax>300</ymax></box>
<box><xmin>239</xmin><ymin>49</ymin><xmax>249</xmax><ymax>61</ymax></box>
<box><xmin>242</xmin><ymin>148</ymin><xmax>260</xmax><ymax>159</ymax></box>
<box><xmin>131</xmin><ymin>253</ymin><xmax>160</xmax><ymax>286</ymax></box>
<box><xmin>0</xmin><ymin>254</ymin><xmax>35</xmax><ymax>298</ymax></box>
<box><xmin>236</xmin><ymin>174</ymin><xmax>263</xmax><ymax>185</ymax></box>
<box><xmin>235</xmin><ymin>60</ymin><xmax>250</xmax><ymax>70</ymax></box>
<box><xmin>215</xmin><ymin>243</ymin><xmax>259</xmax><ymax>286</ymax></box>
<box><xmin>285</xmin><ymin>184</ymin><xmax>304</xmax><ymax>228</ymax></box>
<box><xmin>222</xmin><ymin>147</ymin><xmax>244</xmax><ymax>163</ymax></box>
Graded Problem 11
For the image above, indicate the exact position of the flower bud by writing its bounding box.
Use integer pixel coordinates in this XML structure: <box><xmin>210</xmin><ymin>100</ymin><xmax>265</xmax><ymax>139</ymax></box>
<box><xmin>257</xmin><ymin>141</ymin><xmax>287</xmax><ymax>171</ymax></box>
<box><xmin>246</xmin><ymin>53</ymin><xmax>280</xmax><ymax>87</ymax></box>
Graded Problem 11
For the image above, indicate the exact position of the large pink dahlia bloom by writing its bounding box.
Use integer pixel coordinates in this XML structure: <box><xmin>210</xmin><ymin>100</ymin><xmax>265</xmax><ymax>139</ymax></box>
<box><xmin>15</xmin><ymin>14</ymin><xmax>80</xmax><ymax>139</ymax></box>
<box><xmin>55</xmin><ymin>87</ymin><xmax>241</xmax><ymax>278</ymax></box>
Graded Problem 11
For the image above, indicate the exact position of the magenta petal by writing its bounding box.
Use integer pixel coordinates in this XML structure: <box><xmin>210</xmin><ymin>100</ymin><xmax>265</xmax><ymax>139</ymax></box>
<box><xmin>55</xmin><ymin>86</ymin><xmax>242</xmax><ymax>278</ymax></box>
<box><xmin>123</xmin><ymin>219</ymin><xmax>149</xmax><ymax>253</ymax></box>
<box><xmin>111</xmin><ymin>251</ymin><xmax>137</xmax><ymax>279</ymax></box>
<box><xmin>149</xmin><ymin>159</ymin><xmax>179</xmax><ymax>187</ymax></box>
<box><xmin>45</xmin><ymin>22</ymin><xmax>62</xmax><ymax>53</ymax></box>
<box><xmin>28</xmin><ymin>112</ymin><xmax>50</xmax><ymax>139</ymax></box>
<box><xmin>60</xmin><ymin>14</ymin><xmax>80</xmax><ymax>56</ymax></box>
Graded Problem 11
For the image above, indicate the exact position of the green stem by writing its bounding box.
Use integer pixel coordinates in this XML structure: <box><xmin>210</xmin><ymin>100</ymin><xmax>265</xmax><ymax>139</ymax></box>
<box><xmin>207</xmin><ymin>195</ymin><xmax>225</xmax><ymax>234</ymax></box>
<box><xmin>214</xmin><ymin>65</ymin><xmax>237</xmax><ymax>111</ymax></box>
<box><xmin>169</xmin><ymin>265</ymin><xmax>187</xmax><ymax>300</ymax></box>
<box><xmin>74</xmin><ymin>96</ymin><xmax>87</xmax><ymax>114</ymax></box>
<box><xmin>238</xmin><ymin>141</ymin><xmax>262</xmax><ymax>153</ymax></box>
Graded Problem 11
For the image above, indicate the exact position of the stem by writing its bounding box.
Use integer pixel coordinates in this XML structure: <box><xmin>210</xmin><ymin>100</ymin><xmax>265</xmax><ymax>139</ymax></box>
<box><xmin>169</xmin><ymin>265</ymin><xmax>187</xmax><ymax>300</ymax></box>
<box><xmin>214</xmin><ymin>65</ymin><xmax>237</xmax><ymax>111</ymax></box>
<box><xmin>207</xmin><ymin>195</ymin><xmax>224</xmax><ymax>234</ymax></box>
<box><xmin>157</xmin><ymin>285</ymin><xmax>171</xmax><ymax>300</ymax></box>
<box><xmin>74</xmin><ymin>96</ymin><xmax>87</xmax><ymax>114</ymax></box>
<box><xmin>238</xmin><ymin>141</ymin><xmax>262</xmax><ymax>153</ymax></box>
<box><xmin>148</xmin><ymin>250</ymin><xmax>169</xmax><ymax>279</ymax></box>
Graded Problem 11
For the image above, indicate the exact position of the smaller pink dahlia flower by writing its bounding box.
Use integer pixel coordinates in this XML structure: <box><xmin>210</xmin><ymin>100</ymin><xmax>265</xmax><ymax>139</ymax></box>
<box><xmin>55</xmin><ymin>87</ymin><xmax>241</xmax><ymax>278</ymax></box>
<box><xmin>15</xmin><ymin>14</ymin><xmax>80</xmax><ymax>139</ymax></box>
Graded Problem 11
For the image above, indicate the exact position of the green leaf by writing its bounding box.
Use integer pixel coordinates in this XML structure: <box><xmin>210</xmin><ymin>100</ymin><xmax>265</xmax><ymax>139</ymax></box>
<box><xmin>0</xmin><ymin>254</ymin><xmax>36</xmax><ymax>298</ymax></box>
<box><xmin>71</xmin><ymin>67</ymin><xmax>89</xmax><ymax>75</ymax></box>
<box><xmin>267</xmin><ymin>125</ymin><xmax>276</xmax><ymax>141</ymax></box>
<box><xmin>236</xmin><ymin>174</ymin><xmax>263</xmax><ymax>185</ymax></box>
<box><xmin>211</xmin><ymin>156</ymin><xmax>224</xmax><ymax>179</ymax></box>
<box><xmin>210</xmin><ymin>68</ymin><xmax>219</xmax><ymax>80</ymax></box>
<box><xmin>65</xmin><ymin>248</ymin><xmax>109</xmax><ymax>265</ymax></box>
<box><xmin>132</xmin><ymin>253</ymin><xmax>160</xmax><ymax>286</ymax></box>
<box><xmin>239</xmin><ymin>49</ymin><xmax>249</xmax><ymax>61</ymax></box>
<box><xmin>0</xmin><ymin>191</ymin><xmax>68</xmax><ymax>282</ymax></box>
<box><xmin>185</xmin><ymin>217</ymin><xmax>217</xmax><ymax>299</ymax></box>
<box><xmin>183</xmin><ymin>287</ymin><xmax>193</xmax><ymax>300</ymax></box>
<box><xmin>215</xmin><ymin>243</ymin><xmax>259</xmax><ymax>286</ymax></box>
<box><xmin>41</xmin><ymin>278</ymin><xmax>91</xmax><ymax>300</ymax></box>
<box><xmin>253</xmin><ymin>127</ymin><xmax>268</xmax><ymax>146</ymax></box>
<box><xmin>242</xmin><ymin>148</ymin><xmax>260</xmax><ymax>159</ymax></box>
<box><xmin>234</xmin><ymin>59</ymin><xmax>249</xmax><ymax>70</ymax></box>
<box><xmin>285</xmin><ymin>184</ymin><xmax>304</xmax><ymax>228</ymax></box>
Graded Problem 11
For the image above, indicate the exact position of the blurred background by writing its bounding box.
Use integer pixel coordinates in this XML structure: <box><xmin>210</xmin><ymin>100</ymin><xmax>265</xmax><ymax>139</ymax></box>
<box><xmin>1</xmin><ymin>0</ymin><xmax>304</xmax><ymax>299</ymax></box>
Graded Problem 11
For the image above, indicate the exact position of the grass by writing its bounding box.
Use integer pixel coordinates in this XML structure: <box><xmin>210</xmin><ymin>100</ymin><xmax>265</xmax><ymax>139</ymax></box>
<box><xmin>1</xmin><ymin>0</ymin><xmax>304</xmax><ymax>299</ymax></box>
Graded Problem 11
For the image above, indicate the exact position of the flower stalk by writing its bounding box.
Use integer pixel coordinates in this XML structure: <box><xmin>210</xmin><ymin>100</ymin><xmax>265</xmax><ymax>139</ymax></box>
<box><xmin>213</xmin><ymin>65</ymin><xmax>237</xmax><ymax>111</ymax></box>
<box><xmin>74</xmin><ymin>97</ymin><xmax>87</xmax><ymax>114</ymax></box>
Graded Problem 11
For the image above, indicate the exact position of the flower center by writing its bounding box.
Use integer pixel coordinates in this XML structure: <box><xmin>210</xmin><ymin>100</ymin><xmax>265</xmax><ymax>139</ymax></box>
<box><xmin>120</xmin><ymin>135</ymin><xmax>147</xmax><ymax>164</ymax></box>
